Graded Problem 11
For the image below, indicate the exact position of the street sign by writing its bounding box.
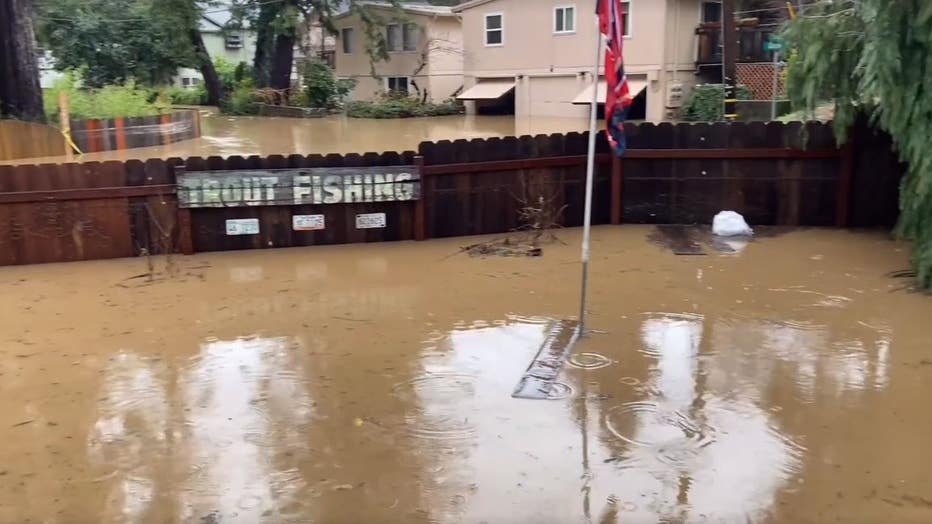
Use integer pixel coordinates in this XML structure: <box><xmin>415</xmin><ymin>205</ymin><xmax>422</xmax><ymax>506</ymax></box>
<box><xmin>764</xmin><ymin>41</ymin><xmax>784</xmax><ymax>51</ymax></box>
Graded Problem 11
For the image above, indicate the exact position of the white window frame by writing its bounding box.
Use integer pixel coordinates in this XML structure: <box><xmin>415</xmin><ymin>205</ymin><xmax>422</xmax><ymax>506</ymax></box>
<box><xmin>341</xmin><ymin>27</ymin><xmax>354</xmax><ymax>54</ymax></box>
<box><xmin>622</xmin><ymin>1</ymin><xmax>632</xmax><ymax>38</ymax></box>
<box><xmin>384</xmin><ymin>76</ymin><xmax>411</xmax><ymax>95</ymax></box>
<box><xmin>554</xmin><ymin>5</ymin><xmax>576</xmax><ymax>35</ymax></box>
<box><xmin>484</xmin><ymin>12</ymin><xmax>505</xmax><ymax>47</ymax></box>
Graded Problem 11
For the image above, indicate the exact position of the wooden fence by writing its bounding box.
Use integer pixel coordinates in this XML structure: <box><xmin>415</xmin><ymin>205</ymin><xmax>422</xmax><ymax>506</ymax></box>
<box><xmin>0</xmin><ymin>120</ymin><xmax>70</xmax><ymax>161</ymax></box>
<box><xmin>0</xmin><ymin>121</ymin><xmax>904</xmax><ymax>267</ymax></box>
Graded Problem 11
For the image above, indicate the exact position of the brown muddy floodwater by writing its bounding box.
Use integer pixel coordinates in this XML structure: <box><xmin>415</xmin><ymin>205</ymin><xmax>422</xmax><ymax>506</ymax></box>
<box><xmin>3</xmin><ymin>114</ymin><xmax>588</xmax><ymax>165</ymax></box>
<box><xmin>1</xmin><ymin>226</ymin><xmax>930</xmax><ymax>523</ymax></box>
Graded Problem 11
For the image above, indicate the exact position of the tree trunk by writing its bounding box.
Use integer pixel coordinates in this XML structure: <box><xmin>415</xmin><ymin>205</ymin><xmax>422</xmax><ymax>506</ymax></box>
<box><xmin>268</xmin><ymin>0</ymin><xmax>299</xmax><ymax>92</ymax></box>
<box><xmin>269</xmin><ymin>31</ymin><xmax>297</xmax><ymax>91</ymax></box>
<box><xmin>190</xmin><ymin>28</ymin><xmax>224</xmax><ymax>106</ymax></box>
<box><xmin>0</xmin><ymin>0</ymin><xmax>46</xmax><ymax>122</ymax></box>
<box><xmin>252</xmin><ymin>2</ymin><xmax>278</xmax><ymax>87</ymax></box>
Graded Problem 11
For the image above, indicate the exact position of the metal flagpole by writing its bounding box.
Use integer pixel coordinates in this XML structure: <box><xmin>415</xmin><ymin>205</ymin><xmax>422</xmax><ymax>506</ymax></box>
<box><xmin>578</xmin><ymin>25</ymin><xmax>603</xmax><ymax>335</ymax></box>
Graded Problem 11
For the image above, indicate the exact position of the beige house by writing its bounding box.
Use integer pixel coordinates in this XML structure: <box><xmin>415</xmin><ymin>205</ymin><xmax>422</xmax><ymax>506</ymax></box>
<box><xmin>453</xmin><ymin>0</ymin><xmax>715</xmax><ymax>121</ymax></box>
<box><xmin>333</xmin><ymin>3</ymin><xmax>464</xmax><ymax>103</ymax></box>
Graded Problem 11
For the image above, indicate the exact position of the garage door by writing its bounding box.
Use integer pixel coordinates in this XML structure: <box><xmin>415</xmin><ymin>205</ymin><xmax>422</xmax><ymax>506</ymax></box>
<box><xmin>525</xmin><ymin>76</ymin><xmax>589</xmax><ymax>118</ymax></box>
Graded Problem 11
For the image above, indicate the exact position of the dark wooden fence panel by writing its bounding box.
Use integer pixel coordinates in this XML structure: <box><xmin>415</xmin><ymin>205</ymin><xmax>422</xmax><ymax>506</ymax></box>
<box><xmin>186</xmin><ymin>151</ymin><xmax>418</xmax><ymax>253</ymax></box>
<box><xmin>0</xmin><ymin>122</ymin><xmax>906</xmax><ymax>267</ymax></box>
<box><xmin>0</xmin><ymin>161</ymin><xmax>135</xmax><ymax>265</ymax></box>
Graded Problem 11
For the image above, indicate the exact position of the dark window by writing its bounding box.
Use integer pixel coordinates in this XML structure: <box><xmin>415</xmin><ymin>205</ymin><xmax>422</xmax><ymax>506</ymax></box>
<box><xmin>341</xmin><ymin>28</ymin><xmax>354</xmax><ymax>54</ymax></box>
<box><xmin>485</xmin><ymin>14</ymin><xmax>503</xmax><ymax>45</ymax></box>
<box><xmin>403</xmin><ymin>23</ymin><xmax>419</xmax><ymax>51</ymax></box>
<box><xmin>703</xmin><ymin>2</ymin><xmax>723</xmax><ymax>23</ymax></box>
<box><xmin>386</xmin><ymin>77</ymin><xmax>409</xmax><ymax>95</ymax></box>
<box><xmin>225</xmin><ymin>33</ymin><xmax>243</xmax><ymax>49</ymax></box>
<box><xmin>387</xmin><ymin>24</ymin><xmax>403</xmax><ymax>51</ymax></box>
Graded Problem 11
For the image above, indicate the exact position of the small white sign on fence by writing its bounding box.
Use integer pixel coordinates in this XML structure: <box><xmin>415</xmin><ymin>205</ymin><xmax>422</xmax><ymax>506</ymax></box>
<box><xmin>355</xmin><ymin>212</ymin><xmax>387</xmax><ymax>229</ymax></box>
<box><xmin>292</xmin><ymin>214</ymin><xmax>325</xmax><ymax>231</ymax></box>
<box><xmin>225</xmin><ymin>218</ymin><xmax>260</xmax><ymax>236</ymax></box>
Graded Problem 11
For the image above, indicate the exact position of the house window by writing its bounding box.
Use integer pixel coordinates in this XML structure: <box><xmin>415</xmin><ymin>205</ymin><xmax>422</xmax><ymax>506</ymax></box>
<box><xmin>622</xmin><ymin>1</ymin><xmax>631</xmax><ymax>36</ymax></box>
<box><xmin>225</xmin><ymin>33</ymin><xmax>243</xmax><ymax>49</ymax></box>
<box><xmin>403</xmin><ymin>23</ymin><xmax>419</xmax><ymax>51</ymax></box>
<box><xmin>554</xmin><ymin>6</ymin><xmax>576</xmax><ymax>34</ymax></box>
<box><xmin>386</xmin><ymin>24</ymin><xmax>402</xmax><ymax>51</ymax></box>
<box><xmin>181</xmin><ymin>77</ymin><xmax>201</xmax><ymax>88</ymax></box>
<box><xmin>341</xmin><ymin>27</ymin><xmax>354</xmax><ymax>53</ymax></box>
<box><xmin>702</xmin><ymin>2</ymin><xmax>722</xmax><ymax>23</ymax></box>
<box><xmin>386</xmin><ymin>23</ymin><xmax>418</xmax><ymax>52</ymax></box>
<box><xmin>485</xmin><ymin>13</ymin><xmax>504</xmax><ymax>46</ymax></box>
<box><xmin>386</xmin><ymin>76</ymin><xmax>409</xmax><ymax>95</ymax></box>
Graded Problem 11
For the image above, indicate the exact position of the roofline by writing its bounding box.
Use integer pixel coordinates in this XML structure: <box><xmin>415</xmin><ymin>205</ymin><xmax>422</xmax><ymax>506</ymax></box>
<box><xmin>451</xmin><ymin>0</ymin><xmax>499</xmax><ymax>13</ymax></box>
<box><xmin>333</xmin><ymin>3</ymin><xmax>456</xmax><ymax>21</ymax></box>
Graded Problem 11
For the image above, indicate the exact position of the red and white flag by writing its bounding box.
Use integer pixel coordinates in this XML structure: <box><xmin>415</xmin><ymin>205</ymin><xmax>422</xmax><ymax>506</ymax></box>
<box><xmin>597</xmin><ymin>0</ymin><xmax>631</xmax><ymax>156</ymax></box>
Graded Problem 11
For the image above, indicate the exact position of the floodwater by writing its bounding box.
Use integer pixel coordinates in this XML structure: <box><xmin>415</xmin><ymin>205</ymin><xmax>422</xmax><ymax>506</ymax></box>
<box><xmin>2</xmin><ymin>113</ymin><xmax>588</xmax><ymax>165</ymax></box>
<box><xmin>1</xmin><ymin>226</ymin><xmax>931</xmax><ymax>523</ymax></box>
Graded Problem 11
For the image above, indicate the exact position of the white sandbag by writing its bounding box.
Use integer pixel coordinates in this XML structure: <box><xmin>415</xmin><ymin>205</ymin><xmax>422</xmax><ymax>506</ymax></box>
<box><xmin>712</xmin><ymin>211</ymin><xmax>753</xmax><ymax>237</ymax></box>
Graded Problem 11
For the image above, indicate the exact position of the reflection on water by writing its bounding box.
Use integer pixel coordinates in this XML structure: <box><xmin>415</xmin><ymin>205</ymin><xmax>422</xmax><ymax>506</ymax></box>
<box><xmin>4</xmin><ymin>113</ymin><xmax>589</xmax><ymax>165</ymax></box>
<box><xmin>600</xmin><ymin>314</ymin><xmax>803</xmax><ymax>522</ymax></box>
<box><xmin>1</xmin><ymin>227</ymin><xmax>929</xmax><ymax>523</ymax></box>
<box><xmin>88</xmin><ymin>337</ymin><xmax>314</xmax><ymax>522</ymax></box>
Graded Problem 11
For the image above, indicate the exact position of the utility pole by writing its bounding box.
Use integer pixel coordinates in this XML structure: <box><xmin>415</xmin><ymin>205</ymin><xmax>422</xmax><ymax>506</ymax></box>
<box><xmin>722</xmin><ymin>0</ymin><xmax>738</xmax><ymax>121</ymax></box>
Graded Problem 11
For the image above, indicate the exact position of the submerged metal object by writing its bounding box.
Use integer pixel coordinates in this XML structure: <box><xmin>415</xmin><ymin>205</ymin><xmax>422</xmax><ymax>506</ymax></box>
<box><xmin>512</xmin><ymin>320</ymin><xmax>581</xmax><ymax>400</ymax></box>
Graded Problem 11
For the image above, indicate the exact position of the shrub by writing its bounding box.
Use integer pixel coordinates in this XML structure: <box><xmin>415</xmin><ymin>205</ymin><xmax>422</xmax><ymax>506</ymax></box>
<box><xmin>44</xmin><ymin>72</ymin><xmax>167</xmax><ymax>121</ymax></box>
<box><xmin>223</xmin><ymin>78</ymin><xmax>260</xmax><ymax>115</ymax></box>
<box><xmin>164</xmin><ymin>86</ymin><xmax>207</xmax><ymax>106</ymax></box>
<box><xmin>346</xmin><ymin>94</ymin><xmax>463</xmax><ymax>119</ymax></box>
<box><xmin>301</xmin><ymin>61</ymin><xmax>356</xmax><ymax>109</ymax></box>
<box><xmin>681</xmin><ymin>84</ymin><xmax>753</xmax><ymax>121</ymax></box>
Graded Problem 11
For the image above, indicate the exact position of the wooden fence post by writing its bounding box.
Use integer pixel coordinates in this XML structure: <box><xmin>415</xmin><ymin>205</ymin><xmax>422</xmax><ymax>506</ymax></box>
<box><xmin>835</xmin><ymin>126</ymin><xmax>856</xmax><ymax>227</ymax></box>
<box><xmin>173</xmin><ymin>165</ymin><xmax>195</xmax><ymax>255</ymax></box>
<box><xmin>611</xmin><ymin>155</ymin><xmax>623</xmax><ymax>225</ymax></box>
<box><xmin>414</xmin><ymin>155</ymin><xmax>428</xmax><ymax>241</ymax></box>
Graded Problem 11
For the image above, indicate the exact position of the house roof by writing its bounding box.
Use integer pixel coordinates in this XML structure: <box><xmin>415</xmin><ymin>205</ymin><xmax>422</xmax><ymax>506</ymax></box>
<box><xmin>333</xmin><ymin>2</ymin><xmax>456</xmax><ymax>21</ymax></box>
<box><xmin>451</xmin><ymin>0</ymin><xmax>500</xmax><ymax>12</ymax></box>
<box><xmin>200</xmin><ymin>0</ymin><xmax>250</xmax><ymax>32</ymax></box>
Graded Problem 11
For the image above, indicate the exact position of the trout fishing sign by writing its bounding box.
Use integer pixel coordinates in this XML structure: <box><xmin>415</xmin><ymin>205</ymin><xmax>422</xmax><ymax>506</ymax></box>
<box><xmin>177</xmin><ymin>166</ymin><xmax>420</xmax><ymax>208</ymax></box>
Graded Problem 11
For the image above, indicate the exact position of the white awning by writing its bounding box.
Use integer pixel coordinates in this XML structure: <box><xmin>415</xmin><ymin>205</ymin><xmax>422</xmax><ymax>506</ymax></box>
<box><xmin>457</xmin><ymin>79</ymin><xmax>516</xmax><ymax>100</ymax></box>
<box><xmin>571</xmin><ymin>79</ymin><xmax>647</xmax><ymax>104</ymax></box>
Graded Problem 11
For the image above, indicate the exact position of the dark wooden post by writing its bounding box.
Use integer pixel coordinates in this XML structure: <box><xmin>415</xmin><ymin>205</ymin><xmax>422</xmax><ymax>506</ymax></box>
<box><xmin>835</xmin><ymin>126</ymin><xmax>856</xmax><ymax>227</ymax></box>
<box><xmin>610</xmin><ymin>154</ymin><xmax>623</xmax><ymax>225</ymax></box>
<box><xmin>173</xmin><ymin>165</ymin><xmax>195</xmax><ymax>255</ymax></box>
<box><xmin>414</xmin><ymin>155</ymin><xmax>428</xmax><ymax>241</ymax></box>
<box><xmin>722</xmin><ymin>0</ymin><xmax>738</xmax><ymax>121</ymax></box>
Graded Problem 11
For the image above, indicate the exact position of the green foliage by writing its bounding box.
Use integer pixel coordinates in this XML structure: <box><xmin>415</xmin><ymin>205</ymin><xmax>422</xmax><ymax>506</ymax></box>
<box><xmin>682</xmin><ymin>84</ymin><xmax>752</xmax><ymax>122</ymax></box>
<box><xmin>36</xmin><ymin>0</ymin><xmax>196</xmax><ymax>87</ymax></box>
<box><xmin>223</xmin><ymin>78</ymin><xmax>260</xmax><ymax>115</ymax></box>
<box><xmin>300</xmin><ymin>61</ymin><xmax>356</xmax><ymax>109</ymax></box>
<box><xmin>215</xmin><ymin>58</ymin><xmax>254</xmax><ymax>95</ymax></box>
<box><xmin>345</xmin><ymin>94</ymin><xmax>463</xmax><ymax>119</ymax></box>
<box><xmin>43</xmin><ymin>73</ymin><xmax>167</xmax><ymax>121</ymax></box>
<box><xmin>783</xmin><ymin>0</ymin><xmax>932</xmax><ymax>289</ymax></box>
<box><xmin>165</xmin><ymin>86</ymin><xmax>208</xmax><ymax>106</ymax></box>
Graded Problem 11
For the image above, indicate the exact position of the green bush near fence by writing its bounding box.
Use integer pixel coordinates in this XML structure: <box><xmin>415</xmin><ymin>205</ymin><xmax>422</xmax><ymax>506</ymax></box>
<box><xmin>301</xmin><ymin>61</ymin><xmax>356</xmax><ymax>109</ymax></box>
<box><xmin>682</xmin><ymin>84</ymin><xmax>753</xmax><ymax>122</ymax></box>
<box><xmin>43</xmin><ymin>73</ymin><xmax>167</xmax><ymax>121</ymax></box>
<box><xmin>165</xmin><ymin>85</ymin><xmax>207</xmax><ymax>106</ymax></box>
<box><xmin>223</xmin><ymin>78</ymin><xmax>261</xmax><ymax>115</ymax></box>
<box><xmin>346</xmin><ymin>94</ymin><xmax>463</xmax><ymax>119</ymax></box>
